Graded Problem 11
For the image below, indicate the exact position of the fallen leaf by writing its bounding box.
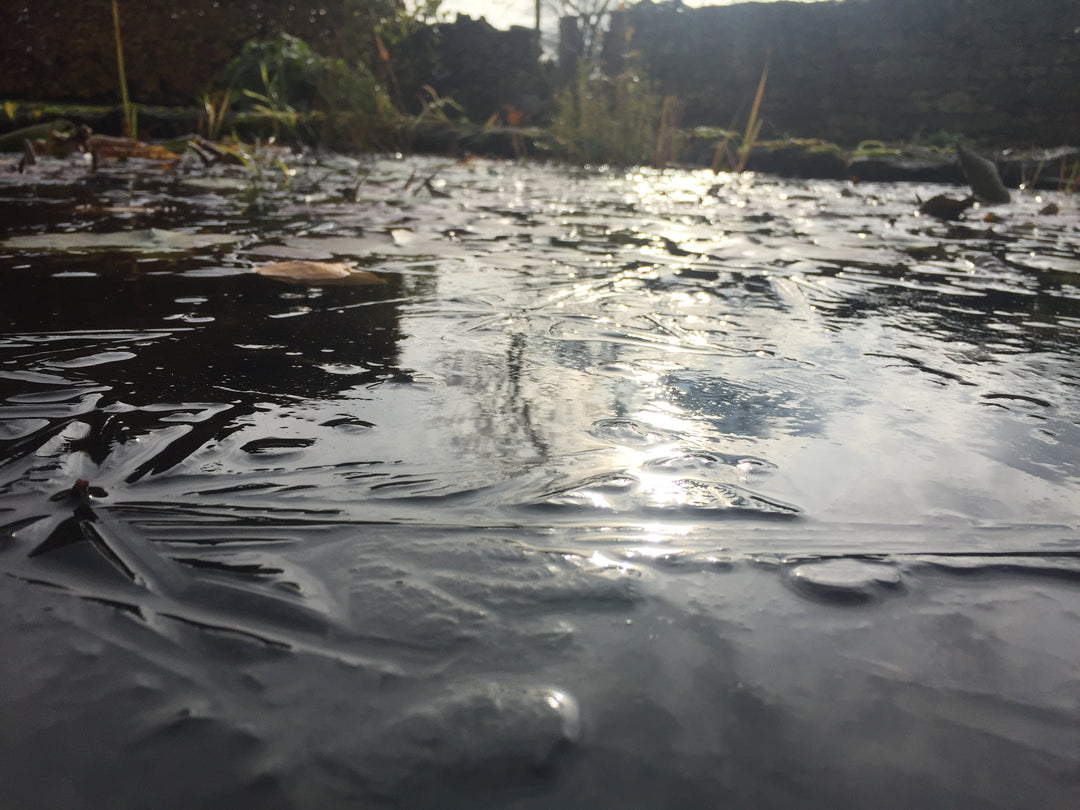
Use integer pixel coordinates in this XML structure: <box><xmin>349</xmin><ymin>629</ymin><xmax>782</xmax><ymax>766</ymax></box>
<box><xmin>956</xmin><ymin>142</ymin><xmax>1011</xmax><ymax>204</ymax></box>
<box><xmin>254</xmin><ymin>260</ymin><xmax>387</xmax><ymax>285</ymax></box>
<box><xmin>918</xmin><ymin>194</ymin><xmax>975</xmax><ymax>221</ymax></box>
<box><xmin>86</xmin><ymin>135</ymin><xmax>180</xmax><ymax>162</ymax></box>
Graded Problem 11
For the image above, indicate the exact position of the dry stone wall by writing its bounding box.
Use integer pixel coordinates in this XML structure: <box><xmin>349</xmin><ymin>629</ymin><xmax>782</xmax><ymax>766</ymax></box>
<box><xmin>624</xmin><ymin>0</ymin><xmax>1080</xmax><ymax>145</ymax></box>
<box><xmin>2</xmin><ymin>0</ymin><xmax>1076</xmax><ymax>147</ymax></box>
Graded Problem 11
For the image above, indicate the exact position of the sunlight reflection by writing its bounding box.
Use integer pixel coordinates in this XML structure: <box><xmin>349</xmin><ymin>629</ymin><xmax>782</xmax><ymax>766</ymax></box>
<box><xmin>545</xmin><ymin>691</ymin><xmax>568</xmax><ymax>711</ymax></box>
<box><xmin>634</xmin><ymin>470</ymin><xmax>694</xmax><ymax>508</ymax></box>
<box><xmin>638</xmin><ymin>523</ymin><xmax>690</xmax><ymax>544</ymax></box>
<box><xmin>598</xmin><ymin>397</ymin><xmax>726</xmax><ymax>512</ymax></box>
<box><xmin>628</xmin><ymin>543</ymin><xmax>686</xmax><ymax>559</ymax></box>
<box><xmin>635</xmin><ymin>403</ymin><xmax>695</xmax><ymax>434</ymax></box>
<box><xmin>588</xmin><ymin>550</ymin><xmax>635</xmax><ymax>573</ymax></box>
<box><xmin>581</xmin><ymin>490</ymin><xmax>615</xmax><ymax>511</ymax></box>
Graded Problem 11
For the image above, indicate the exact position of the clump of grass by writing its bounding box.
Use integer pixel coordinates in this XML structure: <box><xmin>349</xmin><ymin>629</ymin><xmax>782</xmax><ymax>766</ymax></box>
<box><xmin>852</xmin><ymin>139</ymin><xmax>900</xmax><ymax>159</ymax></box>
<box><xmin>1058</xmin><ymin>157</ymin><xmax>1080</xmax><ymax>194</ymax></box>
<box><xmin>215</xmin><ymin>34</ymin><xmax>401</xmax><ymax>150</ymax></box>
<box><xmin>241</xmin><ymin>61</ymin><xmax>300</xmax><ymax>141</ymax></box>
<box><xmin>1025</xmin><ymin>154</ymin><xmax>1080</xmax><ymax>195</ymax></box>
<box><xmin>554</xmin><ymin>66</ymin><xmax>663</xmax><ymax>166</ymax></box>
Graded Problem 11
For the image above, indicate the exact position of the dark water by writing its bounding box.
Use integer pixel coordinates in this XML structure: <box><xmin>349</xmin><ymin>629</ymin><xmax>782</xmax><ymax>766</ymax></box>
<box><xmin>2</xmin><ymin>153</ymin><xmax>1079</xmax><ymax>808</ymax></box>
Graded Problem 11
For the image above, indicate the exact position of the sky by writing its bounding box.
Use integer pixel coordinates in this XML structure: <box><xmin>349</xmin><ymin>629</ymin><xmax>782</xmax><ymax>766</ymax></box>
<box><xmin>439</xmin><ymin>0</ymin><xmax>537</xmax><ymax>29</ymax></box>
<box><xmin>437</xmin><ymin>1</ymin><xmax>821</xmax><ymax>31</ymax></box>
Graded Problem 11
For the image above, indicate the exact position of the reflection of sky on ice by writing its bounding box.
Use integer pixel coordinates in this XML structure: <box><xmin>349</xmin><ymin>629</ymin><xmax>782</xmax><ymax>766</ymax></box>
<box><xmin>2</xmin><ymin>156</ymin><xmax>1077</xmax><ymax>555</ymax></box>
<box><xmin>371</xmin><ymin>163</ymin><xmax>1080</xmax><ymax>542</ymax></box>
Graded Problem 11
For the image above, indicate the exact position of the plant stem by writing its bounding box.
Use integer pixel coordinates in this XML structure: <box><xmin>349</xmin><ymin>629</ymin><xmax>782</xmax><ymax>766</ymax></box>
<box><xmin>735</xmin><ymin>48</ymin><xmax>770</xmax><ymax>172</ymax></box>
<box><xmin>111</xmin><ymin>0</ymin><xmax>134</xmax><ymax>138</ymax></box>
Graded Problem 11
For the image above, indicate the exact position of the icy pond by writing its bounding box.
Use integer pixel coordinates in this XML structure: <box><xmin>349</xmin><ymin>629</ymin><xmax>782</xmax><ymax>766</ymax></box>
<box><xmin>2</xmin><ymin>153</ymin><xmax>1079</xmax><ymax>808</ymax></box>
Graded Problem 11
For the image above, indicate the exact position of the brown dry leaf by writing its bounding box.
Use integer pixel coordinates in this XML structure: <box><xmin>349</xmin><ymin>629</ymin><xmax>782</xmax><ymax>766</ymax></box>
<box><xmin>918</xmin><ymin>194</ymin><xmax>975</xmax><ymax>221</ymax></box>
<box><xmin>127</xmin><ymin>143</ymin><xmax>182</xmax><ymax>161</ymax></box>
<box><xmin>87</xmin><ymin>135</ymin><xmax>180</xmax><ymax>162</ymax></box>
<box><xmin>254</xmin><ymin>260</ymin><xmax>387</xmax><ymax>285</ymax></box>
<box><xmin>73</xmin><ymin>204</ymin><xmax>159</xmax><ymax>216</ymax></box>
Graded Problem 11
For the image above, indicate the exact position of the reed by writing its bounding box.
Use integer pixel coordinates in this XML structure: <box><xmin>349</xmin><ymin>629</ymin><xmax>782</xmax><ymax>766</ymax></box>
<box><xmin>709</xmin><ymin>131</ymin><xmax>734</xmax><ymax>174</ymax></box>
<box><xmin>200</xmin><ymin>91</ymin><xmax>233</xmax><ymax>142</ymax></box>
<box><xmin>735</xmin><ymin>48</ymin><xmax>770</xmax><ymax>172</ymax></box>
<box><xmin>652</xmin><ymin>94</ymin><xmax>681</xmax><ymax>169</ymax></box>
<box><xmin>711</xmin><ymin>49</ymin><xmax>770</xmax><ymax>173</ymax></box>
<box><xmin>110</xmin><ymin>0</ymin><xmax>136</xmax><ymax>138</ymax></box>
<box><xmin>1059</xmin><ymin>156</ymin><xmax>1080</xmax><ymax>194</ymax></box>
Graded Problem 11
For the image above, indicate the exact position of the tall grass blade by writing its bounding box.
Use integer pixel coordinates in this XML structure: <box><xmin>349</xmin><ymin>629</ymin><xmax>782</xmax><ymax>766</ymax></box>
<box><xmin>735</xmin><ymin>48</ymin><xmax>770</xmax><ymax>173</ymax></box>
<box><xmin>111</xmin><ymin>0</ymin><xmax>135</xmax><ymax>138</ymax></box>
<box><xmin>652</xmin><ymin>95</ymin><xmax>679</xmax><ymax>169</ymax></box>
<box><xmin>709</xmin><ymin>134</ymin><xmax>733</xmax><ymax>173</ymax></box>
